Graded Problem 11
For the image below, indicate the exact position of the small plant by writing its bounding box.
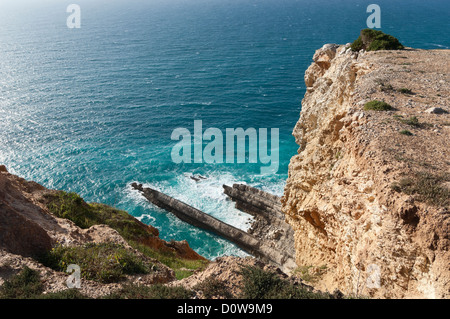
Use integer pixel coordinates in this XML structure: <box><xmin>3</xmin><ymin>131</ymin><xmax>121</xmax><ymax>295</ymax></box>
<box><xmin>351</xmin><ymin>29</ymin><xmax>404</xmax><ymax>52</ymax></box>
<box><xmin>398</xmin><ymin>88</ymin><xmax>413</xmax><ymax>94</ymax></box>
<box><xmin>364</xmin><ymin>100</ymin><xmax>393</xmax><ymax>111</ymax></box>
<box><xmin>375</xmin><ymin>79</ymin><xmax>394</xmax><ymax>92</ymax></box>
<box><xmin>295</xmin><ymin>265</ymin><xmax>327</xmax><ymax>284</ymax></box>
<box><xmin>404</xmin><ymin>116</ymin><xmax>419</xmax><ymax>126</ymax></box>
<box><xmin>399</xmin><ymin>129</ymin><xmax>413</xmax><ymax>136</ymax></box>
<box><xmin>380</xmin><ymin>84</ymin><xmax>394</xmax><ymax>92</ymax></box>
<box><xmin>399</xmin><ymin>116</ymin><xmax>420</xmax><ymax>127</ymax></box>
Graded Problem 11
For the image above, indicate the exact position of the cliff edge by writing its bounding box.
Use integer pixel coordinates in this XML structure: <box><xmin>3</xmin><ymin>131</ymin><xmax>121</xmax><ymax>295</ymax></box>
<box><xmin>282</xmin><ymin>44</ymin><xmax>449</xmax><ymax>298</ymax></box>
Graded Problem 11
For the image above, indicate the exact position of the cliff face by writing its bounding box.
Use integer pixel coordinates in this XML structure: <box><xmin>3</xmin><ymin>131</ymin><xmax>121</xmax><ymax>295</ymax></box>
<box><xmin>282</xmin><ymin>45</ymin><xmax>449</xmax><ymax>298</ymax></box>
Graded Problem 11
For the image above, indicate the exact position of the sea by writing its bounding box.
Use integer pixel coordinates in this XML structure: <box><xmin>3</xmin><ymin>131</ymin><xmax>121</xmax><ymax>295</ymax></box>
<box><xmin>0</xmin><ymin>0</ymin><xmax>448</xmax><ymax>259</ymax></box>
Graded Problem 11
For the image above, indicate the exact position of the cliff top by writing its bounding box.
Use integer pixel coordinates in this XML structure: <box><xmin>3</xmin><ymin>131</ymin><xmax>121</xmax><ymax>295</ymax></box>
<box><xmin>352</xmin><ymin>48</ymin><xmax>449</xmax><ymax>200</ymax></box>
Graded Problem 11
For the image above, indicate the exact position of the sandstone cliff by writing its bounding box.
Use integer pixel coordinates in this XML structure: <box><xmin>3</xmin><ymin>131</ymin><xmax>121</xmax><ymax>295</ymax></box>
<box><xmin>282</xmin><ymin>44</ymin><xmax>449</xmax><ymax>298</ymax></box>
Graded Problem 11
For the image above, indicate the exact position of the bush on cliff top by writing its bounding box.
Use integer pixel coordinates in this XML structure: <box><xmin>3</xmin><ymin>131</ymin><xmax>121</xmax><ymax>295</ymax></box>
<box><xmin>364</xmin><ymin>100</ymin><xmax>393</xmax><ymax>111</ymax></box>
<box><xmin>351</xmin><ymin>29</ymin><xmax>404</xmax><ymax>51</ymax></box>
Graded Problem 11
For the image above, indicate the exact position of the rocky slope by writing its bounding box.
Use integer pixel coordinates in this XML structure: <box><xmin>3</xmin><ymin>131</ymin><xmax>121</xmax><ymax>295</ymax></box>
<box><xmin>282</xmin><ymin>44</ymin><xmax>449</xmax><ymax>298</ymax></box>
<box><xmin>0</xmin><ymin>165</ymin><xmax>205</xmax><ymax>298</ymax></box>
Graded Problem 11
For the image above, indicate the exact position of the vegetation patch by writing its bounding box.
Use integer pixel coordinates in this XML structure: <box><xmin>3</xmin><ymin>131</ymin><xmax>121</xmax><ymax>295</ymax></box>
<box><xmin>239</xmin><ymin>266</ymin><xmax>335</xmax><ymax>299</ymax></box>
<box><xmin>194</xmin><ymin>277</ymin><xmax>233</xmax><ymax>299</ymax></box>
<box><xmin>351</xmin><ymin>29</ymin><xmax>404</xmax><ymax>52</ymax></box>
<box><xmin>39</xmin><ymin>243</ymin><xmax>151</xmax><ymax>283</ymax></box>
<box><xmin>375</xmin><ymin>79</ymin><xmax>394</xmax><ymax>92</ymax></box>
<box><xmin>398</xmin><ymin>88</ymin><xmax>413</xmax><ymax>94</ymax></box>
<box><xmin>401</xmin><ymin>116</ymin><xmax>420</xmax><ymax>127</ymax></box>
<box><xmin>294</xmin><ymin>265</ymin><xmax>327</xmax><ymax>284</ymax></box>
<box><xmin>45</xmin><ymin>191</ymin><xmax>153</xmax><ymax>242</ymax></box>
<box><xmin>0</xmin><ymin>267</ymin><xmax>89</xmax><ymax>299</ymax></box>
<box><xmin>104</xmin><ymin>284</ymin><xmax>194</xmax><ymax>299</ymax></box>
<box><xmin>391</xmin><ymin>172</ymin><xmax>450</xmax><ymax>207</ymax></box>
<box><xmin>131</xmin><ymin>242</ymin><xmax>208</xmax><ymax>280</ymax></box>
<box><xmin>399</xmin><ymin>129</ymin><xmax>413</xmax><ymax>136</ymax></box>
<box><xmin>38</xmin><ymin>289</ymin><xmax>89</xmax><ymax>299</ymax></box>
<box><xmin>394</xmin><ymin>115</ymin><xmax>430</xmax><ymax>128</ymax></box>
<box><xmin>44</xmin><ymin>191</ymin><xmax>208</xmax><ymax>279</ymax></box>
<box><xmin>364</xmin><ymin>100</ymin><xmax>393</xmax><ymax>111</ymax></box>
<box><xmin>0</xmin><ymin>267</ymin><xmax>44</xmax><ymax>299</ymax></box>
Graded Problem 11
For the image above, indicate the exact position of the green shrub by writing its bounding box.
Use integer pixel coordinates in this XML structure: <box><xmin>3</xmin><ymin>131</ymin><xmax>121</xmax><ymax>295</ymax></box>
<box><xmin>45</xmin><ymin>192</ymin><xmax>153</xmax><ymax>242</ymax></box>
<box><xmin>401</xmin><ymin>116</ymin><xmax>420</xmax><ymax>127</ymax></box>
<box><xmin>0</xmin><ymin>267</ymin><xmax>44</xmax><ymax>299</ymax></box>
<box><xmin>398</xmin><ymin>88</ymin><xmax>413</xmax><ymax>94</ymax></box>
<box><xmin>38</xmin><ymin>289</ymin><xmax>89</xmax><ymax>299</ymax></box>
<box><xmin>350</xmin><ymin>36</ymin><xmax>363</xmax><ymax>52</ymax></box>
<box><xmin>39</xmin><ymin>243</ymin><xmax>151</xmax><ymax>283</ymax></box>
<box><xmin>194</xmin><ymin>277</ymin><xmax>233</xmax><ymax>299</ymax></box>
<box><xmin>45</xmin><ymin>192</ymin><xmax>97</xmax><ymax>229</ymax></box>
<box><xmin>104</xmin><ymin>284</ymin><xmax>194</xmax><ymax>299</ymax></box>
<box><xmin>364</xmin><ymin>100</ymin><xmax>393</xmax><ymax>111</ymax></box>
<box><xmin>351</xmin><ymin>29</ymin><xmax>404</xmax><ymax>51</ymax></box>
<box><xmin>399</xmin><ymin>129</ymin><xmax>413</xmax><ymax>136</ymax></box>
<box><xmin>294</xmin><ymin>265</ymin><xmax>327</xmax><ymax>284</ymax></box>
<box><xmin>238</xmin><ymin>266</ymin><xmax>333</xmax><ymax>299</ymax></box>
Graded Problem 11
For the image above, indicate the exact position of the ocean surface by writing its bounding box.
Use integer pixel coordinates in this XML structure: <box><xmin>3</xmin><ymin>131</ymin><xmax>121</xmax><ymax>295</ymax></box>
<box><xmin>1</xmin><ymin>0</ymin><xmax>449</xmax><ymax>259</ymax></box>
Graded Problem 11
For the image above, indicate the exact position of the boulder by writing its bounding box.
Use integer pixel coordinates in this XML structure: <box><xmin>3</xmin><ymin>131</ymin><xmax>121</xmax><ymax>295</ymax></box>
<box><xmin>425</xmin><ymin>107</ymin><xmax>447</xmax><ymax>114</ymax></box>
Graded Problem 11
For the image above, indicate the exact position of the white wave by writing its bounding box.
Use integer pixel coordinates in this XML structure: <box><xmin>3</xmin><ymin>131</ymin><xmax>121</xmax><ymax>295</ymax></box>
<box><xmin>123</xmin><ymin>171</ymin><xmax>286</xmax><ymax>260</ymax></box>
<box><xmin>135</xmin><ymin>213</ymin><xmax>156</xmax><ymax>224</ymax></box>
<box><xmin>156</xmin><ymin>171</ymin><xmax>254</xmax><ymax>231</ymax></box>
<box><xmin>426</xmin><ymin>43</ymin><xmax>450</xmax><ymax>49</ymax></box>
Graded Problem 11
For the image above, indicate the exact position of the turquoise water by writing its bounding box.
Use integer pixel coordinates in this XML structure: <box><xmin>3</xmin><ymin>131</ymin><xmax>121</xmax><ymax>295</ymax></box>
<box><xmin>1</xmin><ymin>0</ymin><xmax>449</xmax><ymax>259</ymax></box>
